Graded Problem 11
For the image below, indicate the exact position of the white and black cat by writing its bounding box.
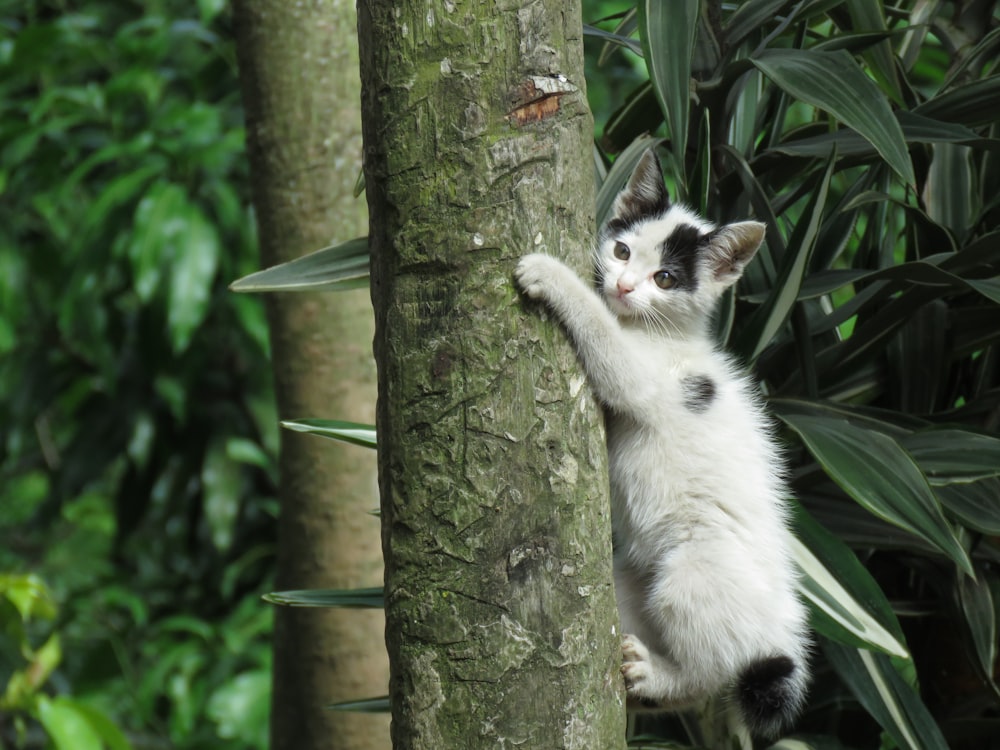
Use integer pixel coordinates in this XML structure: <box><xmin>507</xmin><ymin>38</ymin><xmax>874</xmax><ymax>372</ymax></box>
<box><xmin>514</xmin><ymin>150</ymin><xmax>809</xmax><ymax>738</ymax></box>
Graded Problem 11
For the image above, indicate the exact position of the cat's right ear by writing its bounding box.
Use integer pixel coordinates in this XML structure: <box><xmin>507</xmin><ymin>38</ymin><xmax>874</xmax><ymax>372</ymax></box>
<box><xmin>707</xmin><ymin>221</ymin><xmax>766</xmax><ymax>287</ymax></box>
<box><xmin>611</xmin><ymin>149</ymin><xmax>670</xmax><ymax>225</ymax></box>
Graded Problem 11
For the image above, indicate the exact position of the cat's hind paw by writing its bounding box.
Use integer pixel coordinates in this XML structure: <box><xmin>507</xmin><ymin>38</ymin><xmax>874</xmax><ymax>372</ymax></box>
<box><xmin>514</xmin><ymin>253</ymin><xmax>562</xmax><ymax>300</ymax></box>
<box><xmin>621</xmin><ymin>634</ymin><xmax>656</xmax><ymax>699</ymax></box>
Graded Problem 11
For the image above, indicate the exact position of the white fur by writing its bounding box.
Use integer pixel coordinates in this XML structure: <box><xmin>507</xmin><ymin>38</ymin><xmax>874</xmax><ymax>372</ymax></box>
<box><xmin>515</xmin><ymin>196</ymin><xmax>809</xmax><ymax>736</ymax></box>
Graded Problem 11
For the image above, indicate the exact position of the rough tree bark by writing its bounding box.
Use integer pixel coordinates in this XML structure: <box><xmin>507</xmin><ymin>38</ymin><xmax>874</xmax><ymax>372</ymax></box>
<box><xmin>233</xmin><ymin>3</ymin><xmax>390</xmax><ymax>749</ymax></box>
<box><xmin>359</xmin><ymin>0</ymin><xmax>626</xmax><ymax>747</ymax></box>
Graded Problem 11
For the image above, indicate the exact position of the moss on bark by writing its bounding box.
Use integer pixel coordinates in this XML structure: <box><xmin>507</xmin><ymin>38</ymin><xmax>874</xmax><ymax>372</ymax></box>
<box><xmin>359</xmin><ymin>0</ymin><xmax>625</xmax><ymax>747</ymax></box>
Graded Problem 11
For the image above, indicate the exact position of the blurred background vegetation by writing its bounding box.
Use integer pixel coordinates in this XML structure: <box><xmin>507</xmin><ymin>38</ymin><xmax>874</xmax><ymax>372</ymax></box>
<box><xmin>1</xmin><ymin>1</ymin><xmax>275</xmax><ymax>747</ymax></box>
<box><xmin>2</xmin><ymin>0</ymin><xmax>999</xmax><ymax>749</ymax></box>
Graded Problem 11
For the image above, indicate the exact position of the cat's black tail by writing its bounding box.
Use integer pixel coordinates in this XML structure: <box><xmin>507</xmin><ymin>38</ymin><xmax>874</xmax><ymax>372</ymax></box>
<box><xmin>736</xmin><ymin>655</ymin><xmax>807</xmax><ymax>738</ymax></box>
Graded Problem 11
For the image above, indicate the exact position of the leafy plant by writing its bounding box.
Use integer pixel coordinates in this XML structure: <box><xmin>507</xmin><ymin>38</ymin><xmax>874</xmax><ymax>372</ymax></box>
<box><xmin>235</xmin><ymin>0</ymin><xmax>1000</xmax><ymax>747</ymax></box>
<box><xmin>0</xmin><ymin>574</ymin><xmax>131</xmax><ymax>750</ymax></box>
<box><xmin>586</xmin><ymin>0</ymin><xmax>1000</xmax><ymax>747</ymax></box>
<box><xmin>1</xmin><ymin>1</ymin><xmax>276</xmax><ymax>747</ymax></box>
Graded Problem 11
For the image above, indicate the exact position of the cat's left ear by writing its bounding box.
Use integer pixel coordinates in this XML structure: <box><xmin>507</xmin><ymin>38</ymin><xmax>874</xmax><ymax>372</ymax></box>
<box><xmin>707</xmin><ymin>221</ymin><xmax>765</xmax><ymax>287</ymax></box>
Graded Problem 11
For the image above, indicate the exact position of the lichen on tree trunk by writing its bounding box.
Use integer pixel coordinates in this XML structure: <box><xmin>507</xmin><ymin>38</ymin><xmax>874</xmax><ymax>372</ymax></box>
<box><xmin>358</xmin><ymin>0</ymin><xmax>625</xmax><ymax>747</ymax></box>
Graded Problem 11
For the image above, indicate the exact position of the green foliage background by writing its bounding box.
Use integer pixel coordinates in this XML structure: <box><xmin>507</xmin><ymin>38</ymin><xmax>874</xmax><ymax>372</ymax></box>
<box><xmin>1</xmin><ymin>1</ymin><xmax>274</xmax><ymax>747</ymax></box>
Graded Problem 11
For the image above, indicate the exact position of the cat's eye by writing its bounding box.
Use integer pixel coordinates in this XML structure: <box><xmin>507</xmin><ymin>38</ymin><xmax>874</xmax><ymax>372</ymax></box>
<box><xmin>613</xmin><ymin>242</ymin><xmax>630</xmax><ymax>261</ymax></box>
<box><xmin>653</xmin><ymin>270</ymin><xmax>675</xmax><ymax>289</ymax></box>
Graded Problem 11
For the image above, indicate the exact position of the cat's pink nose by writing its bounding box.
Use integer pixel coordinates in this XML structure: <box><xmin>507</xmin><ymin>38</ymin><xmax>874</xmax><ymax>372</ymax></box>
<box><xmin>617</xmin><ymin>279</ymin><xmax>634</xmax><ymax>295</ymax></box>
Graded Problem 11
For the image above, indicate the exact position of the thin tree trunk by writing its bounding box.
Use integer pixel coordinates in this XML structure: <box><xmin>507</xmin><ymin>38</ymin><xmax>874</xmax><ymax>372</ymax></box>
<box><xmin>233</xmin><ymin>3</ymin><xmax>390</xmax><ymax>749</ymax></box>
<box><xmin>358</xmin><ymin>0</ymin><xmax>625</xmax><ymax>747</ymax></box>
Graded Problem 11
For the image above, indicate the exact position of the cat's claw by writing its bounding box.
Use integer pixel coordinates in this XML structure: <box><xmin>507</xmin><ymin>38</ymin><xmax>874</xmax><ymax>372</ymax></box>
<box><xmin>621</xmin><ymin>634</ymin><xmax>653</xmax><ymax>694</ymax></box>
<box><xmin>514</xmin><ymin>254</ymin><xmax>560</xmax><ymax>300</ymax></box>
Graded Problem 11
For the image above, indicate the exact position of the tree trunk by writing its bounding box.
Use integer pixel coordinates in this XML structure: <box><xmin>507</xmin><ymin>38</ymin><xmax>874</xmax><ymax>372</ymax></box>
<box><xmin>358</xmin><ymin>0</ymin><xmax>626</xmax><ymax>747</ymax></box>
<box><xmin>233</xmin><ymin>3</ymin><xmax>390</xmax><ymax>750</ymax></box>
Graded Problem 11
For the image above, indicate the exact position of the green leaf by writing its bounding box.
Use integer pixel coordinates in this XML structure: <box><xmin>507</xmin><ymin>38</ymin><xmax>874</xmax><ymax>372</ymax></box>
<box><xmin>600</xmin><ymin>82</ymin><xmax>662</xmax><ymax>156</ymax></box>
<box><xmin>328</xmin><ymin>696</ymin><xmax>391</xmax><ymax>713</ymax></box>
<box><xmin>843</xmin><ymin>0</ymin><xmax>903</xmax><ymax>104</ymax></box>
<box><xmin>957</xmin><ymin>570</ymin><xmax>998</xmax><ymax>688</ymax></box>
<box><xmin>202</xmin><ymin>437</ymin><xmax>240</xmax><ymax>553</ymax></box>
<box><xmin>281</xmin><ymin>419</ymin><xmax>376</xmax><ymax>449</ymax></box>
<box><xmin>915</xmin><ymin>76</ymin><xmax>1000</xmax><ymax>127</ymax></box>
<box><xmin>901</xmin><ymin>429</ymin><xmax>1000</xmax><ymax>485</ymax></box>
<box><xmin>738</xmin><ymin>151</ymin><xmax>835</xmax><ymax>362</ymax></box>
<box><xmin>765</xmin><ymin>111</ymin><xmax>1000</xmax><ymax>162</ymax></box>
<box><xmin>582</xmin><ymin>24</ymin><xmax>643</xmax><ymax>57</ymax></box>
<box><xmin>935</xmin><ymin>479</ymin><xmax>1000</xmax><ymax>535</ymax></box>
<box><xmin>37</xmin><ymin>696</ymin><xmax>104</xmax><ymax>750</ymax></box>
<box><xmin>822</xmin><ymin>640</ymin><xmax>949</xmax><ymax>750</ymax></box>
<box><xmin>207</xmin><ymin>671</ymin><xmax>269</xmax><ymax>746</ymax></box>
<box><xmin>793</xmin><ymin>505</ymin><xmax>909</xmax><ymax>658</ymax></box>
<box><xmin>923</xmin><ymin>143</ymin><xmax>975</xmax><ymax>243</ymax></box>
<box><xmin>128</xmin><ymin>181</ymin><xmax>186</xmax><ymax>301</ymax></box>
<box><xmin>637</xmin><ymin>0</ymin><xmax>698</xmax><ymax>186</ymax></box>
<box><xmin>597</xmin><ymin>8</ymin><xmax>638</xmax><ymax>66</ymax></box>
<box><xmin>800</xmin><ymin>257</ymin><xmax>1000</xmax><ymax>307</ymax></box>
<box><xmin>167</xmin><ymin>201</ymin><xmax>220</xmax><ymax>353</ymax></box>
<box><xmin>752</xmin><ymin>48</ymin><xmax>915</xmax><ymax>186</ymax></box>
<box><xmin>779</xmin><ymin>413</ymin><xmax>975</xmax><ymax>576</ymax></box>
<box><xmin>724</xmin><ymin>0</ymin><xmax>791</xmax><ymax>49</ymax></box>
<box><xmin>68</xmin><ymin>703</ymin><xmax>133</xmax><ymax>750</ymax></box>
<box><xmin>263</xmin><ymin>587</ymin><xmax>384</xmax><ymax>608</ymax></box>
<box><xmin>230</xmin><ymin>237</ymin><xmax>369</xmax><ymax>293</ymax></box>
<box><xmin>0</xmin><ymin>573</ymin><xmax>56</xmax><ymax>622</ymax></box>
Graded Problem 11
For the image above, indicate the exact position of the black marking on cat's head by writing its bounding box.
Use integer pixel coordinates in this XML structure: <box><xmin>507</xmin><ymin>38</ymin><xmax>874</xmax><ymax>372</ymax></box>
<box><xmin>656</xmin><ymin>224</ymin><xmax>712</xmax><ymax>293</ymax></box>
<box><xmin>738</xmin><ymin>655</ymin><xmax>803</xmax><ymax>738</ymax></box>
<box><xmin>681</xmin><ymin>374</ymin><xmax>716</xmax><ymax>413</ymax></box>
<box><xmin>607</xmin><ymin>149</ymin><xmax>670</xmax><ymax>233</ymax></box>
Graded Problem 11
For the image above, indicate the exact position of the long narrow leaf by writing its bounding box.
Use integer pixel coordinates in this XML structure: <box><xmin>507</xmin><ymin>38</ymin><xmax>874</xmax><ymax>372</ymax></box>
<box><xmin>637</xmin><ymin>0</ymin><xmax>698</xmax><ymax>186</ymax></box>
<box><xmin>738</xmin><ymin>152</ymin><xmax>835</xmax><ymax>362</ymax></box>
<box><xmin>724</xmin><ymin>0</ymin><xmax>791</xmax><ymax>49</ymax></box>
<box><xmin>780</xmin><ymin>413</ymin><xmax>975</xmax><ymax>576</ymax></box>
<box><xmin>901</xmin><ymin>429</ymin><xmax>1000</xmax><ymax>485</ymax></box>
<box><xmin>957</xmin><ymin>572</ymin><xmax>1000</xmax><ymax>698</ymax></box>
<box><xmin>935</xmin><ymin>479</ymin><xmax>1000</xmax><ymax>535</ymax></box>
<box><xmin>924</xmin><ymin>143</ymin><xmax>975</xmax><ymax>242</ymax></box>
<box><xmin>583</xmin><ymin>23</ymin><xmax>642</xmax><ymax>57</ymax></box>
<box><xmin>328</xmin><ymin>697</ymin><xmax>391</xmax><ymax>713</ymax></box>
<box><xmin>230</xmin><ymin>237</ymin><xmax>369</xmax><ymax>293</ymax></box>
<box><xmin>281</xmin><ymin>419</ymin><xmax>377</xmax><ymax>448</ymax></box>
<box><xmin>822</xmin><ymin>640</ymin><xmax>949</xmax><ymax>750</ymax></box>
<box><xmin>793</xmin><ymin>506</ymin><xmax>909</xmax><ymax>658</ymax></box>
<box><xmin>263</xmin><ymin>587</ymin><xmax>384</xmax><ymax>608</ymax></box>
<box><xmin>752</xmin><ymin>48</ymin><xmax>915</xmax><ymax>185</ymax></box>
<box><xmin>915</xmin><ymin>76</ymin><xmax>1000</xmax><ymax>127</ymax></box>
<box><xmin>844</xmin><ymin>0</ymin><xmax>902</xmax><ymax>103</ymax></box>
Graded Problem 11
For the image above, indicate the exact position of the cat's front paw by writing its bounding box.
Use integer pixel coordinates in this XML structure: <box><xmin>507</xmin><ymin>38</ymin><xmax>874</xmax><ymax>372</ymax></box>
<box><xmin>514</xmin><ymin>253</ymin><xmax>563</xmax><ymax>300</ymax></box>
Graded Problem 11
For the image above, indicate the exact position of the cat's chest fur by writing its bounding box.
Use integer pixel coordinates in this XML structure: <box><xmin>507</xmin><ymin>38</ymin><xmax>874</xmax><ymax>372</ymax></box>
<box><xmin>602</xmin><ymin>330</ymin><xmax>781</xmax><ymax>566</ymax></box>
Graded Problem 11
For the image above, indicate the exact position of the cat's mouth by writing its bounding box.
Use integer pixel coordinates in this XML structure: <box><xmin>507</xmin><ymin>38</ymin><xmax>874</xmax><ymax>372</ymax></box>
<box><xmin>606</xmin><ymin>290</ymin><xmax>638</xmax><ymax>316</ymax></box>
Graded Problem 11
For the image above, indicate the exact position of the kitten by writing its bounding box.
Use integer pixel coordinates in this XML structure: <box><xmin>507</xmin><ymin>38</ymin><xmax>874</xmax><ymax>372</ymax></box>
<box><xmin>514</xmin><ymin>150</ymin><xmax>809</xmax><ymax>738</ymax></box>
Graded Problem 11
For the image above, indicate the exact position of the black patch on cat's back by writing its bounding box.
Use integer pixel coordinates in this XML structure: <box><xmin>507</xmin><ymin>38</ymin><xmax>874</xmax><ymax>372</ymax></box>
<box><xmin>659</xmin><ymin>224</ymin><xmax>710</xmax><ymax>292</ymax></box>
<box><xmin>681</xmin><ymin>374</ymin><xmax>716</xmax><ymax>413</ymax></box>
